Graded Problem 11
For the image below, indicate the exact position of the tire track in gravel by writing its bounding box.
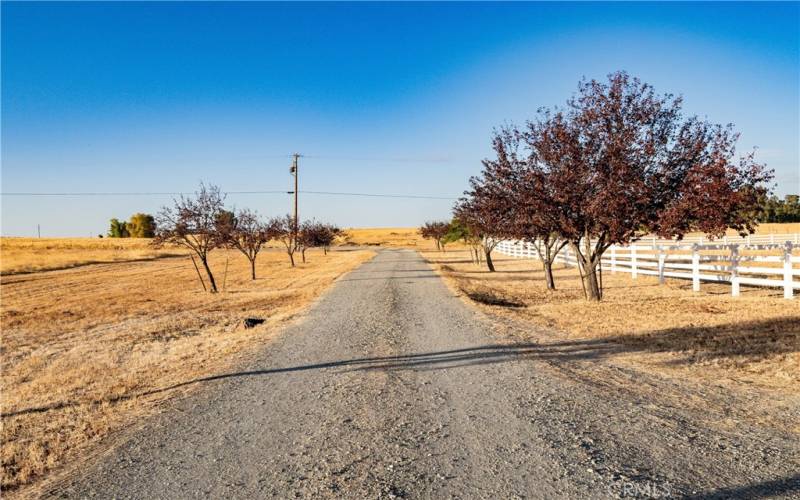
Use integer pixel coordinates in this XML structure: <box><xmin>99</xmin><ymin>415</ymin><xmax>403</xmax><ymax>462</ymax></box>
<box><xmin>47</xmin><ymin>249</ymin><xmax>800</xmax><ymax>499</ymax></box>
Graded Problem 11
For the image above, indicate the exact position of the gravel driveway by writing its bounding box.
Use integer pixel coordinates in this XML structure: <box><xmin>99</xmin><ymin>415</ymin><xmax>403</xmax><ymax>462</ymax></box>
<box><xmin>50</xmin><ymin>249</ymin><xmax>800</xmax><ymax>499</ymax></box>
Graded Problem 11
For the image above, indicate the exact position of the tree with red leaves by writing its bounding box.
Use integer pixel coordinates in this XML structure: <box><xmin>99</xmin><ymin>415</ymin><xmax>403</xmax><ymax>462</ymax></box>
<box><xmin>456</xmin><ymin>135</ymin><xmax>518</xmax><ymax>272</ymax></box>
<box><xmin>520</xmin><ymin>71</ymin><xmax>772</xmax><ymax>300</ymax></box>
<box><xmin>479</xmin><ymin>128</ymin><xmax>569</xmax><ymax>289</ymax></box>
<box><xmin>419</xmin><ymin>221</ymin><xmax>450</xmax><ymax>251</ymax></box>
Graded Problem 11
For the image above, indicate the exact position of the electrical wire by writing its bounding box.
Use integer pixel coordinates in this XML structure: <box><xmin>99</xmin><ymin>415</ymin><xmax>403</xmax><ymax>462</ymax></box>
<box><xmin>0</xmin><ymin>190</ymin><xmax>458</xmax><ymax>200</ymax></box>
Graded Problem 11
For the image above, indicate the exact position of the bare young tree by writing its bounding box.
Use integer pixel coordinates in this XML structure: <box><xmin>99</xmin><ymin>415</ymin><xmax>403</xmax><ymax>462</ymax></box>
<box><xmin>295</xmin><ymin>221</ymin><xmax>343</xmax><ymax>263</ymax></box>
<box><xmin>217</xmin><ymin>208</ymin><xmax>276</xmax><ymax>280</ymax></box>
<box><xmin>271</xmin><ymin>214</ymin><xmax>299</xmax><ymax>267</ymax></box>
<box><xmin>297</xmin><ymin>220</ymin><xmax>318</xmax><ymax>263</ymax></box>
<box><xmin>154</xmin><ymin>183</ymin><xmax>227</xmax><ymax>292</ymax></box>
<box><xmin>317</xmin><ymin>223</ymin><xmax>342</xmax><ymax>255</ymax></box>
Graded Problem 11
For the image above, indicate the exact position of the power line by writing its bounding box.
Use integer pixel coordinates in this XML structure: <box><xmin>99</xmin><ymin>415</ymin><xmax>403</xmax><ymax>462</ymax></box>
<box><xmin>301</xmin><ymin>190</ymin><xmax>456</xmax><ymax>200</ymax></box>
<box><xmin>0</xmin><ymin>190</ymin><xmax>458</xmax><ymax>200</ymax></box>
<box><xmin>0</xmin><ymin>191</ymin><xmax>287</xmax><ymax>196</ymax></box>
<box><xmin>302</xmin><ymin>154</ymin><xmax>466</xmax><ymax>164</ymax></box>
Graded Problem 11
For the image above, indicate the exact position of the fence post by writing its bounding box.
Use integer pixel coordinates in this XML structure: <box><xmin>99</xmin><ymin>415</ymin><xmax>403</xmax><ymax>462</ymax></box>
<box><xmin>723</xmin><ymin>235</ymin><xmax>728</xmax><ymax>245</ymax></box>
<box><xmin>658</xmin><ymin>245</ymin><xmax>666</xmax><ymax>285</ymax></box>
<box><xmin>692</xmin><ymin>243</ymin><xmax>700</xmax><ymax>292</ymax></box>
<box><xmin>746</xmin><ymin>234</ymin><xmax>751</xmax><ymax>245</ymax></box>
<box><xmin>784</xmin><ymin>242</ymin><xmax>794</xmax><ymax>300</ymax></box>
<box><xmin>611</xmin><ymin>245</ymin><xmax>617</xmax><ymax>273</ymax></box>
<box><xmin>631</xmin><ymin>244</ymin><xmax>637</xmax><ymax>279</ymax></box>
<box><xmin>770</xmin><ymin>234</ymin><xmax>775</xmax><ymax>244</ymax></box>
<box><xmin>730</xmin><ymin>244</ymin><xmax>739</xmax><ymax>297</ymax></box>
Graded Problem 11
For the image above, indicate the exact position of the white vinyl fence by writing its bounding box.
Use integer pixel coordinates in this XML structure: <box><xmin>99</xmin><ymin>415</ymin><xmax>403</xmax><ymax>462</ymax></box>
<box><xmin>496</xmin><ymin>234</ymin><xmax>800</xmax><ymax>299</ymax></box>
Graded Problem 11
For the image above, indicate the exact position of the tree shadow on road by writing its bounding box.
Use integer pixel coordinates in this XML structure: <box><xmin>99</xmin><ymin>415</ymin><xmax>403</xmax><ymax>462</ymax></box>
<box><xmin>4</xmin><ymin>317</ymin><xmax>798</xmax><ymax>418</ymax></box>
<box><xmin>0</xmin><ymin>342</ymin><xmax>607</xmax><ymax>418</ymax></box>
<box><xmin>686</xmin><ymin>473</ymin><xmax>800</xmax><ymax>499</ymax></box>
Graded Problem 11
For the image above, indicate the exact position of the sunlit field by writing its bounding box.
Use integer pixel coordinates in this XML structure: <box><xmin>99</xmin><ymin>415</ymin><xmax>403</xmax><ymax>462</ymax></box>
<box><xmin>422</xmin><ymin>249</ymin><xmax>799</xmax><ymax>393</ymax></box>
<box><xmin>0</xmin><ymin>247</ymin><xmax>374</xmax><ymax>493</ymax></box>
<box><xmin>342</xmin><ymin>227</ymin><xmax>435</xmax><ymax>248</ymax></box>
<box><xmin>0</xmin><ymin>238</ymin><xmax>182</xmax><ymax>275</ymax></box>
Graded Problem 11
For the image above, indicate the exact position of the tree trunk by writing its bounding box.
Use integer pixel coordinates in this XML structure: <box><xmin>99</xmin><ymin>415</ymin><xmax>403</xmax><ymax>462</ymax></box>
<box><xmin>288</xmin><ymin>250</ymin><xmax>295</xmax><ymax>267</ymax></box>
<box><xmin>250</xmin><ymin>258</ymin><xmax>256</xmax><ymax>280</ymax></box>
<box><xmin>536</xmin><ymin>240</ymin><xmax>557</xmax><ymax>291</ymax></box>
<box><xmin>200</xmin><ymin>257</ymin><xmax>218</xmax><ymax>293</ymax></box>
<box><xmin>581</xmin><ymin>258</ymin><xmax>602</xmax><ymax>301</ymax></box>
<box><xmin>302</xmin><ymin>248</ymin><xmax>307</xmax><ymax>263</ymax></box>
<box><xmin>543</xmin><ymin>260</ymin><xmax>556</xmax><ymax>290</ymax></box>
<box><xmin>485</xmin><ymin>248</ymin><xmax>495</xmax><ymax>272</ymax></box>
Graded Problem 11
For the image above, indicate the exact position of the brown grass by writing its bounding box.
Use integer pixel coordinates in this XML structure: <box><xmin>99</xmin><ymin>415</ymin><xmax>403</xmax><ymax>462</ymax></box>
<box><xmin>422</xmin><ymin>249</ymin><xmax>800</xmax><ymax>392</ymax></box>
<box><xmin>738</xmin><ymin>222</ymin><xmax>800</xmax><ymax>235</ymax></box>
<box><xmin>337</xmin><ymin>223</ymin><xmax>800</xmax><ymax>250</ymax></box>
<box><xmin>0</xmin><ymin>238</ymin><xmax>183</xmax><ymax>275</ymax></box>
<box><xmin>0</xmin><ymin>247</ymin><xmax>373</xmax><ymax>494</ymax></box>
<box><xmin>341</xmin><ymin>227</ymin><xmax>438</xmax><ymax>249</ymax></box>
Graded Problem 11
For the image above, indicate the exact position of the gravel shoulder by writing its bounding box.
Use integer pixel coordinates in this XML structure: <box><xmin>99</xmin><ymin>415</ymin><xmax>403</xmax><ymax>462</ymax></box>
<box><xmin>46</xmin><ymin>249</ymin><xmax>800</xmax><ymax>499</ymax></box>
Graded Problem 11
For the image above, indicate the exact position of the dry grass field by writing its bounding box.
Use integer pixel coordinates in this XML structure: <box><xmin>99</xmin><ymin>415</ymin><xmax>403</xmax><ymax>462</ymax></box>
<box><xmin>1</xmin><ymin>225</ymin><xmax>798</xmax><ymax>493</ymax></box>
<box><xmin>0</xmin><ymin>247</ymin><xmax>374</xmax><ymax>493</ymax></box>
<box><xmin>0</xmin><ymin>238</ymin><xmax>183</xmax><ymax>275</ymax></box>
<box><xmin>421</xmin><ymin>249</ymin><xmax>800</xmax><ymax>392</ymax></box>
<box><xmin>727</xmin><ymin>222</ymin><xmax>800</xmax><ymax>234</ymax></box>
<box><xmin>342</xmin><ymin>227</ymin><xmax>435</xmax><ymax>248</ymax></box>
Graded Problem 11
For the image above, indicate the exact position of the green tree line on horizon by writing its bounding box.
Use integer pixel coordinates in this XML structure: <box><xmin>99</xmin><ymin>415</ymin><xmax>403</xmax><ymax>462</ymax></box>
<box><xmin>107</xmin><ymin>213</ymin><xmax>156</xmax><ymax>238</ymax></box>
<box><xmin>756</xmin><ymin>194</ymin><xmax>800</xmax><ymax>223</ymax></box>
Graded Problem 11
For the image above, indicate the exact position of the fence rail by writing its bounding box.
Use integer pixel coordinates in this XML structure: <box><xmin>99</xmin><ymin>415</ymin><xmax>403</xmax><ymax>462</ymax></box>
<box><xmin>496</xmin><ymin>234</ymin><xmax>800</xmax><ymax>299</ymax></box>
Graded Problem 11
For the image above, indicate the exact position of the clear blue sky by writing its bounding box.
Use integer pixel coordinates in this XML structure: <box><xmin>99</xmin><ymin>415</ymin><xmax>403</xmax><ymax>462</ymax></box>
<box><xmin>2</xmin><ymin>1</ymin><xmax>798</xmax><ymax>236</ymax></box>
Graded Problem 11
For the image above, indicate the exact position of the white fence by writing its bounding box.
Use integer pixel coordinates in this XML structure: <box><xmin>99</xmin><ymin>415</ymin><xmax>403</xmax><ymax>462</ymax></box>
<box><xmin>496</xmin><ymin>235</ymin><xmax>800</xmax><ymax>299</ymax></box>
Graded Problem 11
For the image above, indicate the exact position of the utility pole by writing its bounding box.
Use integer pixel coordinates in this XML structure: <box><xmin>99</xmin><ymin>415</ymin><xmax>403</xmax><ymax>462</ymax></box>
<box><xmin>290</xmin><ymin>153</ymin><xmax>300</xmax><ymax>243</ymax></box>
<box><xmin>37</xmin><ymin>224</ymin><xmax>41</xmax><ymax>238</ymax></box>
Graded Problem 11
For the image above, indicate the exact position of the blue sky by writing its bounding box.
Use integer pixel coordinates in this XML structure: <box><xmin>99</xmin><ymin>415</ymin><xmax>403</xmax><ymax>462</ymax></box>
<box><xmin>2</xmin><ymin>2</ymin><xmax>798</xmax><ymax>236</ymax></box>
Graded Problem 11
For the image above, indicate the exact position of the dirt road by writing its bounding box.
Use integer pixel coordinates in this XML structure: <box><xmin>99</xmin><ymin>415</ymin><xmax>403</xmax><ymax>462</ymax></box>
<box><xmin>50</xmin><ymin>249</ymin><xmax>799</xmax><ymax>498</ymax></box>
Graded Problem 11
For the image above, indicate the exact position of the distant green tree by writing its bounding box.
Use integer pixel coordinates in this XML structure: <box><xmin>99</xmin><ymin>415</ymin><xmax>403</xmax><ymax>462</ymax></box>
<box><xmin>443</xmin><ymin>218</ymin><xmax>469</xmax><ymax>245</ymax></box>
<box><xmin>127</xmin><ymin>213</ymin><xmax>156</xmax><ymax>238</ymax></box>
<box><xmin>756</xmin><ymin>194</ymin><xmax>800</xmax><ymax>223</ymax></box>
<box><xmin>444</xmin><ymin>217</ymin><xmax>484</xmax><ymax>264</ymax></box>
<box><xmin>108</xmin><ymin>218</ymin><xmax>129</xmax><ymax>238</ymax></box>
